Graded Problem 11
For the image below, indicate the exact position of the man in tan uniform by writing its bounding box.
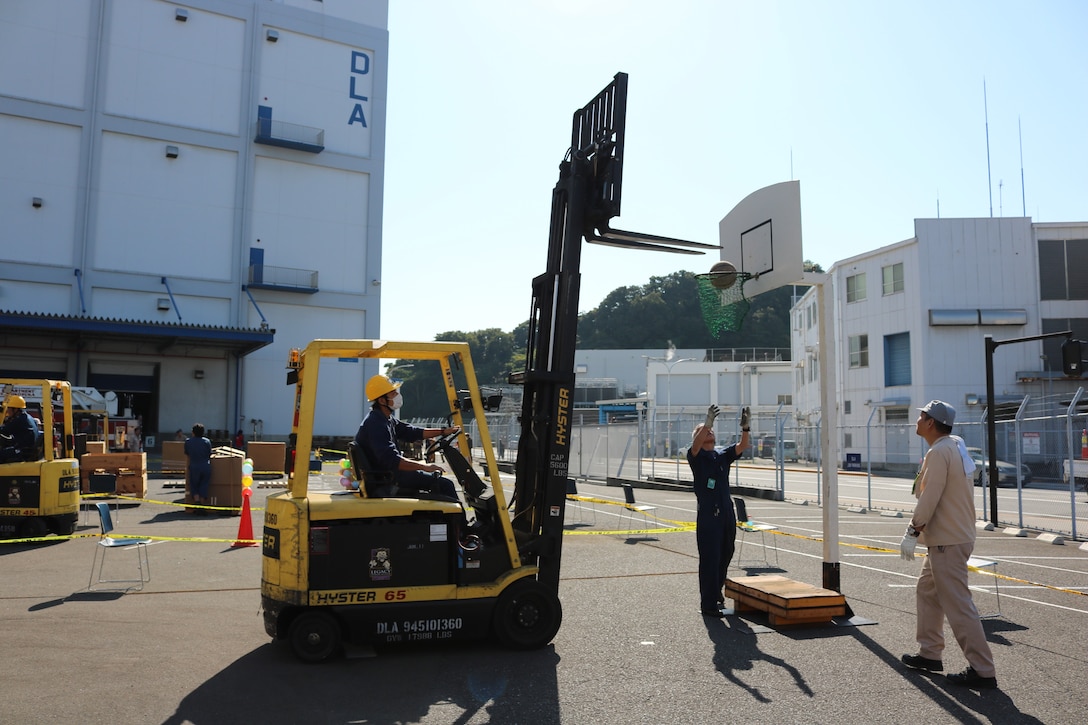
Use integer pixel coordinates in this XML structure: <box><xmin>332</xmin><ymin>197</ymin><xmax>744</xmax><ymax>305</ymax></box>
<box><xmin>900</xmin><ymin>400</ymin><xmax>998</xmax><ymax>689</ymax></box>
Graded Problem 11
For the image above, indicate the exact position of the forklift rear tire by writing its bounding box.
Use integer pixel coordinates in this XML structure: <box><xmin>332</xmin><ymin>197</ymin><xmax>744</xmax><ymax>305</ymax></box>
<box><xmin>492</xmin><ymin>579</ymin><xmax>562</xmax><ymax>650</ymax></box>
<box><xmin>289</xmin><ymin>610</ymin><xmax>342</xmax><ymax>663</ymax></box>
<box><xmin>19</xmin><ymin>517</ymin><xmax>48</xmax><ymax>540</ymax></box>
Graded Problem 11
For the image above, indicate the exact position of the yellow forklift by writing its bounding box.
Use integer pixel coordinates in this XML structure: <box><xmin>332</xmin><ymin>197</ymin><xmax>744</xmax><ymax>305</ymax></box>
<box><xmin>260</xmin><ymin>74</ymin><xmax>716</xmax><ymax>661</ymax></box>
<box><xmin>0</xmin><ymin>379</ymin><xmax>80</xmax><ymax>539</ymax></box>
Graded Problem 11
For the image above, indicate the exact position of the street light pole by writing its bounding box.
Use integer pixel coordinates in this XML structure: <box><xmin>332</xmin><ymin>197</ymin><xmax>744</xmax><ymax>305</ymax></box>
<box><xmin>644</xmin><ymin>354</ymin><xmax>695</xmax><ymax>468</ymax></box>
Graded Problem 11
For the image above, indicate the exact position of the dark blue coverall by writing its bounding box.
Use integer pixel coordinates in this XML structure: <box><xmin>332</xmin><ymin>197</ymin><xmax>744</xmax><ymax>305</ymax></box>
<box><xmin>355</xmin><ymin>409</ymin><xmax>457</xmax><ymax>500</ymax></box>
<box><xmin>687</xmin><ymin>444</ymin><xmax>740</xmax><ymax>612</ymax></box>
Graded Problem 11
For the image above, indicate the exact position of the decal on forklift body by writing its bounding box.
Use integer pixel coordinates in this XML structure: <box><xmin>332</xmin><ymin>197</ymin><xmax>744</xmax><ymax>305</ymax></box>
<box><xmin>375</xmin><ymin>617</ymin><xmax>464</xmax><ymax>641</ymax></box>
<box><xmin>262</xmin><ymin>527</ymin><xmax>280</xmax><ymax>559</ymax></box>
<box><xmin>312</xmin><ymin>590</ymin><xmax>378</xmax><ymax>605</ymax></box>
<box><xmin>369</xmin><ymin>548</ymin><xmax>391</xmax><ymax>581</ymax></box>
<box><xmin>555</xmin><ymin>388</ymin><xmax>570</xmax><ymax>446</ymax></box>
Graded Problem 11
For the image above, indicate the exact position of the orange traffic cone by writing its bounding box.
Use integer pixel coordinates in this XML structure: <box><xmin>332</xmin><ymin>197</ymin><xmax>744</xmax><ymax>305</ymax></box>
<box><xmin>232</xmin><ymin>488</ymin><xmax>258</xmax><ymax>548</ymax></box>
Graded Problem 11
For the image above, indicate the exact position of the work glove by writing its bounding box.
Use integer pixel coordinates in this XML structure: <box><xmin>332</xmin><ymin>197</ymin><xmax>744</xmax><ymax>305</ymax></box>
<box><xmin>740</xmin><ymin>406</ymin><xmax>750</xmax><ymax>432</ymax></box>
<box><xmin>899</xmin><ymin>525</ymin><xmax>919</xmax><ymax>560</ymax></box>
<box><xmin>704</xmin><ymin>404</ymin><xmax>720</xmax><ymax>429</ymax></box>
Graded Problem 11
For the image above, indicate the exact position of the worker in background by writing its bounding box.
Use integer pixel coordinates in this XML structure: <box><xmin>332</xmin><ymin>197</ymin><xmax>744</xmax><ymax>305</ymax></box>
<box><xmin>0</xmin><ymin>395</ymin><xmax>40</xmax><ymax>464</ymax></box>
<box><xmin>184</xmin><ymin>423</ymin><xmax>213</xmax><ymax>514</ymax></box>
<box><xmin>355</xmin><ymin>374</ymin><xmax>460</xmax><ymax>501</ymax></box>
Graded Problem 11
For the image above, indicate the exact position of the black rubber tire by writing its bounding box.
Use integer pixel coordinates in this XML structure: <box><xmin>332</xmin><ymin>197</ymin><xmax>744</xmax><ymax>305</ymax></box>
<box><xmin>492</xmin><ymin>578</ymin><xmax>562</xmax><ymax>650</ymax></box>
<box><xmin>288</xmin><ymin>611</ymin><xmax>342</xmax><ymax>663</ymax></box>
<box><xmin>19</xmin><ymin>517</ymin><xmax>49</xmax><ymax>540</ymax></box>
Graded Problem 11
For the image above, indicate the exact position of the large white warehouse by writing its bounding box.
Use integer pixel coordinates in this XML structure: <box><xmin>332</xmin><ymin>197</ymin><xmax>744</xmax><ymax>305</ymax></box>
<box><xmin>0</xmin><ymin>0</ymin><xmax>389</xmax><ymax>444</ymax></box>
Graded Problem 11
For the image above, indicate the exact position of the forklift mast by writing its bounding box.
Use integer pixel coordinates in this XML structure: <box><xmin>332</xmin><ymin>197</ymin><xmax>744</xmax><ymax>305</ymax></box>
<box><xmin>510</xmin><ymin>74</ymin><xmax>715</xmax><ymax>592</ymax></box>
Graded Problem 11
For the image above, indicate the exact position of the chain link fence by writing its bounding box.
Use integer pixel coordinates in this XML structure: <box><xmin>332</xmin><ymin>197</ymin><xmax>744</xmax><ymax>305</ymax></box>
<box><xmin>443</xmin><ymin>391</ymin><xmax>1088</xmax><ymax>540</ymax></box>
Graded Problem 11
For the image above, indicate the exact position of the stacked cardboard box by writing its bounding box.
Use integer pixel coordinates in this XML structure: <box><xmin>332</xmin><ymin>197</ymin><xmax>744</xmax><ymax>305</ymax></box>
<box><xmin>85</xmin><ymin>440</ymin><xmax>107</xmax><ymax>454</ymax></box>
<box><xmin>161</xmin><ymin>440</ymin><xmax>186</xmax><ymax>474</ymax></box>
<box><xmin>185</xmin><ymin>446</ymin><xmax>243</xmax><ymax>515</ymax></box>
<box><xmin>80</xmin><ymin>452</ymin><xmax>147</xmax><ymax>497</ymax></box>
<box><xmin>246</xmin><ymin>441</ymin><xmax>285</xmax><ymax>476</ymax></box>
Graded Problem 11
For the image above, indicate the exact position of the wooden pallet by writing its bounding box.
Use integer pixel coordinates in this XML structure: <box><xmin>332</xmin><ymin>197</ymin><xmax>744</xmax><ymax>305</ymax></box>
<box><xmin>725</xmin><ymin>574</ymin><xmax>846</xmax><ymax>627</ymax></box>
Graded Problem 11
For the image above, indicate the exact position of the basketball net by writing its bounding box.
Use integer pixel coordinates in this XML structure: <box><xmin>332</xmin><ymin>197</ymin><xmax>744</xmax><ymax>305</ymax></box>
<box><xmin>695</xmin><ymin>272</ymin><xmax>753</xmax><ymax>335</ymax></box>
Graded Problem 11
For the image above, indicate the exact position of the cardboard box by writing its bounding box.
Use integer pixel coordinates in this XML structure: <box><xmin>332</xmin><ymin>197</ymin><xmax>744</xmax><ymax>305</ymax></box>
<box><xmin>85</xmin><ymin>440</ymin><xmax>107</xmax><ymax>455</ymax></box>
<box><xmin>246</xmin><ymin>441</ymin><xmax>285</xmax><ymax>476</ymax></box>
<box><xmin>162</xmin><ymin>440</ymin><xmax>186</xmax><ymax>473</ymax></box>
<box><xmin>209</xmin><ymin>454</ymin><xmax>242</xmax><ymax>514</ymax></box>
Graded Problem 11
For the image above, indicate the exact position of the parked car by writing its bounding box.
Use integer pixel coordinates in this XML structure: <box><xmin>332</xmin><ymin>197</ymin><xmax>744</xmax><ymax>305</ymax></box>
<box><xmin>757</xmin><ymin>436</ymin><xmax>798</xmax><ymax>462</ymax></box>
<box><xmin>966</xmin><ymin>447</ymin><xmax>1031</xmax><ymax>487</ymax></box>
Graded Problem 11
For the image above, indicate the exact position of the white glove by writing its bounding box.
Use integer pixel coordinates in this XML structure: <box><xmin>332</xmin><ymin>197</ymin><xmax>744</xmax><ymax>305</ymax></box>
<box><xmin>704</xmin><ymin>404</ymin><xmax>720</xmax><ymax>429</ymax></box>
<box><xmin>899</xmin><ymin>525</ymin><xmax>919</xmax><ymax>560</ymax></box>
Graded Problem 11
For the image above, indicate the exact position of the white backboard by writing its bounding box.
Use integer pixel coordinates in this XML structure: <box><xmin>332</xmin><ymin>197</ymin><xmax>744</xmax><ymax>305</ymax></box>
<box><xmin>717</xmin><ymin>180</ymin><xmax>803</xmax><ymax>298</ymax></box>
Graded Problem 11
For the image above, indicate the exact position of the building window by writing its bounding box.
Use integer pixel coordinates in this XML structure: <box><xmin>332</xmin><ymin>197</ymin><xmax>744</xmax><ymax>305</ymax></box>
<box><xmin>844</xmin><ymin>432</ymin><xmax>853</xmax><ymax>448</ymax></box>
<box><xmin>884</xmin><ymin>332</ymin><xmax>911</xmax><ymax>386</ymax></box>
<box><xmin>844</xmin><ymin>400</ymin><xmax>852</xmax><ymax>415</ymax></box>
<box><xmin>1039</xmin><ymin>239</ymin><xmax>1088</xmax><ymax>300</ymax></box>
<box><xmin>846</xmin><ymin>273</ymin><xmax>866</xmax><ymax>303</ymax></box>
<box><xmin>882</xmin><ymin>262</ymin><xmax>904</xmax><ymax>295</ymax></box>
<box><xmin>885</xmin><ymin>407</ymin><xmax>910</xmax><ymax>423</ymax></box>
<box><xmin>777</xmin><ymin>394</ymin><xmax>792</xmax><ymax>405</ymax></box>
<box><xmin>849</xmin><ymin>334</ymin><xmax>869</xmax><ymax>368</ymax></box>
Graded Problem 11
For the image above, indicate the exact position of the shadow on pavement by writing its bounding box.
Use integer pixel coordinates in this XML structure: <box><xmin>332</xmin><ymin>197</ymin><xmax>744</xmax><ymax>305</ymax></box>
<box><xmin>160</xmin><ymin>640</ymin><xmax>562</xmax><ymax>725</ymax></box>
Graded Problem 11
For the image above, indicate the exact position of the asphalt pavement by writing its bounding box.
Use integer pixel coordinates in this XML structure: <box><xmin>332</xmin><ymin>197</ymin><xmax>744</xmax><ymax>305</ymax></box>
<box><xmin>2</xmin><ymin>473</ymin><xmax>1087</xmax><ymax>724</ymax></box>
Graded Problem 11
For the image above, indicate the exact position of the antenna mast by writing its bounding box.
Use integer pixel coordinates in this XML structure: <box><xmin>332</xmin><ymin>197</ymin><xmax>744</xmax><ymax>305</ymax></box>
<box><xmin>984</xmin><ymin>79</ymin><xmax>993</xmax><ymax>218</ymax></box>
<box><xmin>1019</xmin><ymin>116</ymin><xmax>1026</xmax><ymax>217</ymax></box>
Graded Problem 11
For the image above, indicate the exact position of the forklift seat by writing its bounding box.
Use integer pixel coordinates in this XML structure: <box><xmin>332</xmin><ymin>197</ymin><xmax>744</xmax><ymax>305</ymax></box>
<box><xmin>346</xmin><ymin>441</ymin><xmax>396</xmax><ymax>498</ymax></box>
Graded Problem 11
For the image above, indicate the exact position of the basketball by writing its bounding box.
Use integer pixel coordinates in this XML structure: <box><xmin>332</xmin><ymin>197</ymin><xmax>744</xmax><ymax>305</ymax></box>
<box><xmin>709</xmin><ymin>261</ymin><xmax>738</xmax><ymax>290</ymax></box>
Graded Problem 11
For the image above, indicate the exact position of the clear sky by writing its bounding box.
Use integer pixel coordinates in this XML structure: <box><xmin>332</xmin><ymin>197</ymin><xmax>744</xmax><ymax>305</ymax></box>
<box><xmin>380</xmin><ymin>0</ymin><xmax>1088</xmax><ymax>342</ymax></box>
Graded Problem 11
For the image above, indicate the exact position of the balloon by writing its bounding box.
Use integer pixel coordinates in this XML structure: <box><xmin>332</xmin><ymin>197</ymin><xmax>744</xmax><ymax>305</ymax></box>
<box><xmin>340</xmin><ymin>476</ymin><xmax>351</xmax><ymax>488</ymax></box>
<box><xmin>243</xmin><ymin>486</ymin><xmax>252</xmax><ymax>498</ymax></box>
<box><xmin>244</xmin><ymin>458</ymin><xmax>253</xmax><ymax>467</ymax></box>
<box><xmin>340</xmin><ymin>458</ymin><xmax>350</xmax><ymax>470</ymax></box>
<box><xmin>242</xmin><ymin>475</ymin><xmax>253</xmax><ymax>487</ymax></box>
<box><xmin>351</xmin><ymin>479</ymin><xmax>360</xmax><ymax>490</ymax></box>
<box><xmin>242</xmin><ymin>462</ymin><xmax>254</xmax><ymax>475</ymax></box>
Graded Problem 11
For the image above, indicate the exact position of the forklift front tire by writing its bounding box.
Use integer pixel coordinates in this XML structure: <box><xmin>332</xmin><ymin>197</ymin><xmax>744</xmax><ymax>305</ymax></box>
<box><xmin>289</xmin><ymin>610</ymin><xmax>342</xmax><ymax>663</ymax></box>
<box><xmin>492</xmin><ymin>579</ymin><xmax>562</xmax><ymax>650</ymax></box>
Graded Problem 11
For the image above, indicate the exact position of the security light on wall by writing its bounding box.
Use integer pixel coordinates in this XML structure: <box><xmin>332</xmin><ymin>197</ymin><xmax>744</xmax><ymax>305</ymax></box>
<box><xmin>157</xmin><ymin>298</ymin><xmax>171</xmax><ymax>311</ymax></box>
<box><xmin>175</xmin><ymin>8</ymin><xmax>188</xmax><ymax>22</ymax></box>
<box><xmin>193</xmin><ymin>370</ymin><xmax>205</xmax><ymax>380</ymax></box>
<box><xmin>165</xmin><ymin>145</ymin><xmax>179</xmax><ymax>158</ymax></box>
<box><xmin>965</xmin><ymin>393</ymin><xmax>980</xmax><ymax>406</ymax></box>
<box><xmin>32</xmin><ymin>197</ymin><xmax>42</xmax><ymax>208</ymax></box>
<box><xmin>266</xmin><ymin>29</ymin><xmax>279</xmax><ymax>42</ymax></box>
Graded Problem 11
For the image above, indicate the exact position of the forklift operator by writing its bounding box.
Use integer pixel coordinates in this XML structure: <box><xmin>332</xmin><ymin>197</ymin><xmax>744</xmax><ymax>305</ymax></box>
<box><xmin>355</xmin><ymin>375</ymin><xmax>461</xmax><ymax>501</ymax></box>
<box><xmin>0</xmin><ymin>395</ymin><xmax>40</xmax><ymax>464</ymax></box>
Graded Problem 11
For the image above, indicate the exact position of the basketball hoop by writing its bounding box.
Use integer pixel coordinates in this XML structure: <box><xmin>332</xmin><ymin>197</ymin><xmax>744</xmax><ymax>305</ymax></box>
<box><xmin>695</xmin><ymin>270</ymin><xmax>754</xmax><ymax>335</ymax></box>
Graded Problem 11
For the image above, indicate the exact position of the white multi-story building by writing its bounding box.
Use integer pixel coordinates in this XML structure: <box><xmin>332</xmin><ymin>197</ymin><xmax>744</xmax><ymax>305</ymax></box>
<box><xmin>0</xmin><ymin>0</ymin><xmax>389</xmax><ymax>443</ymax></box>
<box><xmin>793</xmin><ymin>217</ymin><xmax>1088</xmax><ymax>470</ymax></box>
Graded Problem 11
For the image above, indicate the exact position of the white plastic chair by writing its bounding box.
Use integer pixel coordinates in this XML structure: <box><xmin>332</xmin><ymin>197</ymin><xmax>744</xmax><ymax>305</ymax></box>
<box><xmin>733</xmin><ymin>497</ymin><xmax>779</xmax><ymax>568</ymax></box>
<box><xmin>88</xmin><ymin>502</ymin><xmax>151</xmax><ymax>592</ymax></box>
<box><xmin>565</xmin><ymin>479</ymin><xmax>596</xmax><ymax>525</ymax></box>
<box><xmin>621</xmin><ymin>483</ymin><xmax>656</xmax><ymax>539</ymax></box>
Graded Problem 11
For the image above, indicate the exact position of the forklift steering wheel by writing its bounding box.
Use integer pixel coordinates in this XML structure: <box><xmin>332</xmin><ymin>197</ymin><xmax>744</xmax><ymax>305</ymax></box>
<box><xmin>424</xmin><ymin>431</ymin><xmax>458</xmax><ymax>458</ymax></box>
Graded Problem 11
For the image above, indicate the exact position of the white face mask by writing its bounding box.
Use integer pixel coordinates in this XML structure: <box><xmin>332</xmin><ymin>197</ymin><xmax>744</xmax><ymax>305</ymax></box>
<box><xmin>389</xmin><ymin>392</ymin><xmax>403</xmax><ymax>410</ymax></box>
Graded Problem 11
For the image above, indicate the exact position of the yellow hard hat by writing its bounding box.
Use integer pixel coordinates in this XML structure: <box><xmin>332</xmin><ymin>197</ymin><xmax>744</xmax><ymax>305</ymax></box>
<box><xmin>5</xmin><ymin>395</ymin><xmax>26</xmax><ymax>409</ymax></box>
<box><xmin>366</xmin><ymin>374</ymin><xmax>402</xmax><ymax>402</ymax></box>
